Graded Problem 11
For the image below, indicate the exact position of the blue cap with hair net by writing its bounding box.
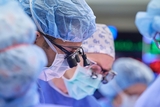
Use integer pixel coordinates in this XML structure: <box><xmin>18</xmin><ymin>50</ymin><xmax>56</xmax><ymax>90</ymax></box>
<box><xmin>99</xmin><ymin>57</ymin><xmax>154</xmax><ymax>99</ymax></box>
<box><xmin>135</xmin><ymin>0</ymin><xmax>160</xmax><ymax>39</ymax></box>
<box><xmin>0</xmin><ymin>1</ymin><xmax>47</xmax><ymax>107</ymax></box>
<box><xmin>0</xmin><ymin>0</ymin><xmax>36</xmax><ymax>50</ymax></box>
<box><xmin>0</xmin><ymin>45</ymin><xmax>47</xmax><ymax>107</ymax></box>
<box><xmin>18</xmin><ymin>0</ymin><xmax>96</xmax><ymax>42</ymax></box>
<box><xmin>0</xmin><ymin>0</ymin><xmax>7</xmax><ymax>4</ymax></box>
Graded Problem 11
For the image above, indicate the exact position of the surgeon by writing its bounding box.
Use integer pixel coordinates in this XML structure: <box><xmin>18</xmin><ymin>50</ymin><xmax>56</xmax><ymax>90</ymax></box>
<box><xmin>0</xmin><ymin>1</ymin><xmax>70</xmax><ymax>107</ymax></box>
<box><xmin>99</xmin><ymin>58</ymin><xmax>154</xmax><ymax>107</ymax></box>
<box><xmin>38</xmin><ymin>24</ymin><xmax>116</xmax><ymax>107</ymax></box>
<box><xmin>134</xmin><ymin>0</ymin><xmax>160</xmax><ymax>107</ymax></box>
<box><xmin>17</xmin><ymin>0</ymin><xmax>96</xmax><ymax>81</ymax></box>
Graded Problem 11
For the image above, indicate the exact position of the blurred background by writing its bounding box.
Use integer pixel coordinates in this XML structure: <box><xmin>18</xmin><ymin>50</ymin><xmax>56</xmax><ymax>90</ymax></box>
<box><xmin>86</xmin><ymin>0</ymin><xmax>160</xmax><ymax>75</ymax></box>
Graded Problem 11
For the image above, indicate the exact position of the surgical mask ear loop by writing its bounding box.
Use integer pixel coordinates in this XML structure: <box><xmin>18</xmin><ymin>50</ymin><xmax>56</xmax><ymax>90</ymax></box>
<box><xmin>43</xmin><ymin>34</ymin><xmax>71</xmax><ymax>55</ymax></box>
<box><xmin>43</xmin><ymin>36</ymin><xmax>58</xmax><ymax>53</ymax></box>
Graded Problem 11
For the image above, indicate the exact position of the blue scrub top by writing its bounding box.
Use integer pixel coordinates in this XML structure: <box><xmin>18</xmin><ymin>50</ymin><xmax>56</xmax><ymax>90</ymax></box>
<box><xmin>38</xmin><ymin>79</ymin><xmax>101</xmax><ymax>107</ymax></box>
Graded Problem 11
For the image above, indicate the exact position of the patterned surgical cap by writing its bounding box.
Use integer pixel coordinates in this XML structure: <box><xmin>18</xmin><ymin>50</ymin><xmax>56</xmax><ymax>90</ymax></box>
<box><xmin>99</xmin><ymin>57</ymin><xmax>154</xmax><ymax>99</ymax></box>
<box><xmin>18</xmin><ymin>0</ymin><xmax>96</xmax><ymax>42</ymax></box>
<box><xmin>82</xmin><ymin>24</ymin><xmax>115</xmax><ymax>58</ymax></box>
<box><xmin>0</xmin><ymin>1</ymin><xmax>47</xmax><ymax>107</ymax></box>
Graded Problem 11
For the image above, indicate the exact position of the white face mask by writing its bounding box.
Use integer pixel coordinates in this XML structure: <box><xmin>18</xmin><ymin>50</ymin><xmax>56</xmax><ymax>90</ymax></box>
<box><xmin>39</xmin><ymin>37</ymin><xmax>70</xmax><ymax>81</ymax></box>
<box><xmin>120</xmin><ymin>94</ymin><xmax>139</xmax><ymax>107</ymax></box>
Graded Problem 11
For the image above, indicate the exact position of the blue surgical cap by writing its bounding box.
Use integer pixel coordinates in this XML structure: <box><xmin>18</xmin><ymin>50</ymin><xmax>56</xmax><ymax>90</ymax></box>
<box><xmin>135</xmin><ymin>0</ymin><xmax>160</xmax><ymax>39</ymax></box>
<box><xmin>0</xmin><ymin>1</ymin><xmax>47</xmax><ymax>107</ymax></box>
<box><xmin>18</xmin><ymin>0</ymin><xmax>96</xmax><ymax>42</ymax></box>
<box><xmin>0</xmin><ymin>0</ymin><xmax>7</xmax><ymax>4</ymax></box>
<box><xmin>0</xmin><ymin>0</ymin><xmax>36</xmax><ymax>50</ymax></box>
<box><xmin>99</xmin><ymin>57</ymin><xmax>154</xmax><ymax>99</ymax></box>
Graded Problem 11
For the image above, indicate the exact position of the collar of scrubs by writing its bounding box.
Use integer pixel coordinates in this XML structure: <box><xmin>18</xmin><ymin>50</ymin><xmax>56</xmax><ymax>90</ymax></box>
<box><xmin>48</xmin><ymin>81</ymin><xmax>71</xmax><ymax>98</ymax></box>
